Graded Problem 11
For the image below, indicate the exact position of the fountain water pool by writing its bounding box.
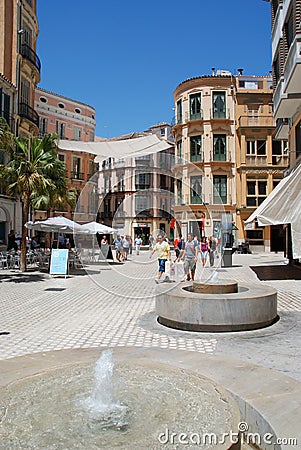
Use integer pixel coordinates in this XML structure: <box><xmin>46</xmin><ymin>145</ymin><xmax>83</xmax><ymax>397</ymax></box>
<box><xmin>0</xmin><ymin>350</ymin><xmax>241</xmax><ymax>449</ymax></box>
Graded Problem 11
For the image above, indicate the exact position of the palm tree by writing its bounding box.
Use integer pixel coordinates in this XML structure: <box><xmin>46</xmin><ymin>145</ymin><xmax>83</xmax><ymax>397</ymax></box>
<box><xmin>0</xmin><ymin>117</ymin><xmax>14</xmax><ymax>150</ymax></box>
<box><xmin>0</xmin><ymin>133</ymin><xmax>74</xmax><ymax>271</ymax></box>
<box><xmin>31</xmin><ymin>180</ymin><xmax>76</xmax><ymax>249</ymax></box>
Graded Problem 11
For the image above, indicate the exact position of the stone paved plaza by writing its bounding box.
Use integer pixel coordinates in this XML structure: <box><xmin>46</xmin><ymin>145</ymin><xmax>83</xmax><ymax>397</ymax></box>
<box><xmin>1</xmin><ymin>249</ymin><xmax>301</xmax><ymax>382</ymax></box>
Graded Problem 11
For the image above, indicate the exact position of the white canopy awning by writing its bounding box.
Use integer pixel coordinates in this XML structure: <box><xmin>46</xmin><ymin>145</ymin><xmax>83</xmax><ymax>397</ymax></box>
<box><xmin>245</xmin><ymin>164</ymin><xmax>301</xmax><ymax>258</ymax></box>
<box><xmin>26</xmin><ymin>216</ymin><xmax>86</xmax><ymax>234</ymax></box>
<box><xmin>81</xmin><ymin>221</ymin><xmax>116</xmax><ymax>234</ymax></box>
<box><xmin>57</xmin><ymin>135</ymin><xmax>172</xmax><ymax>163</ymax></box>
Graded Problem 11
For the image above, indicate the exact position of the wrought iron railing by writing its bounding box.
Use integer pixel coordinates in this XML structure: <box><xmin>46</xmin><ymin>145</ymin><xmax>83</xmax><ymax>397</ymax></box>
<box><xmin>185</xmin><ymin>110</ymin><xmax>203</xmax><ymax>122</ymax></box>
<box><xmin>210</xmin><ymin>108</ymin><xmax>230</xmax><ymax>120</ymax></box>
<box><xmin>70</xmin><ymin>171</ymin><xmax>85</xmax><ymax>180</ymax></box>
<box><xmin>18</xmin><ymin>102</ymin><xmax>39</xmax><ymax>127</ymax></box>
<box><xmin>21</xmin><ymin>43</ymin><xmax>41</xmax><ymax>73</ymax></box>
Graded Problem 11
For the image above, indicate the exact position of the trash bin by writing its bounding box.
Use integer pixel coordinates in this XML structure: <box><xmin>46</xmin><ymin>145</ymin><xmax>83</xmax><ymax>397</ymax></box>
<box><xmin>222</xmin><ymin>247</ymin><xmax>235</xmax><ymax>267</ymax></box>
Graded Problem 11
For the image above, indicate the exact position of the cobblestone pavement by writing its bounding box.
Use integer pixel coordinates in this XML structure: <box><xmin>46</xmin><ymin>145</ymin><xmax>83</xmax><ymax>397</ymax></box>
<box><xmin>0</xmin><ymin>250</ymin><xmax>300</xmax><ymax>381</ymax></box>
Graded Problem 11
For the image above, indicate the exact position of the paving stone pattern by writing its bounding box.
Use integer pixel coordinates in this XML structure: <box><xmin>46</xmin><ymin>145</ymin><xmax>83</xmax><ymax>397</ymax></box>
<box><xmin>0</xmin><ymin>251</ymin><xmax>300</xmax><ymax>382</ymax></box>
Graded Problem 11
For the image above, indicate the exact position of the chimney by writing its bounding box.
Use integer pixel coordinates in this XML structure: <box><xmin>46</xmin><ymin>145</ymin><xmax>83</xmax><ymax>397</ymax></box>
<box><xmin>237</xmin><ymin>68</ymin><xmax>243</xmax><ymax>76</ymax></box>
<box><xmin>211</xmin><ymin>67</ymin><xmax>215</xmax><ymax>76</ymax></box>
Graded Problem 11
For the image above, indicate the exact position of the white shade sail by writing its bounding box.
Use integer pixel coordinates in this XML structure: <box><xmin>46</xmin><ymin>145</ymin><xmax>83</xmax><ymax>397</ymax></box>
<box><xmin>57</xmin><ymin>135</ymin><xmax>172</xmax><ymax>163</ymax></box>
<box><xmin>244</xmin><ymin>164</ymin><xmax>301</xmax><ymax>258</ymax></box>
<box><xmin>81</xmin><ymin>221</ymin><xmax>116</xmax><ymax>234</ymax></box>
<box><xmin>26</xmin><ymin>216</ymin><xmax>86</xmax><ymax>234</ymax></box>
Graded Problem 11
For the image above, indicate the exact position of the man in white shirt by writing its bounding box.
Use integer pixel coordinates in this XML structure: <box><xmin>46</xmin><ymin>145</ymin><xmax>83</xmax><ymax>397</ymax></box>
<box><xmin>134</xmin><ymin>235</ymin><xmax>142</xmax><ymax>255</ymax></box>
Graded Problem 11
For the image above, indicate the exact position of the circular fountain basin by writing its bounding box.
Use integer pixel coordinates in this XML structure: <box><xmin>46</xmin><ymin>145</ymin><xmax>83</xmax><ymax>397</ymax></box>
<box><xmin>156</xmin><ymin>282</ymin><xmax>278</xmax><ymax>332</ymax></box>
<box><xmin>193</xmin><ymin>280</ymin><xmax>238</xmax><ymax>294</ymax></box>
<box><xmin>0</xmin><ymin>355</ymin><xmax>240</xmax><ymax>449</ymax></box>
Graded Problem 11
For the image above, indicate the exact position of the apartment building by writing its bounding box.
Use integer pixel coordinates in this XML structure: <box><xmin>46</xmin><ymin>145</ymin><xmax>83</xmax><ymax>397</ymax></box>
<box><xmin>236</xmin><ymin>74</ymin><xmax>288</xmax><ymax>251</ymax></box>
<box><xmin>0</xmin><ymin>0</ymin><xmax>40</xmax><ymax>138</ymax></box>
<box><xmin>97</xmin><ymin>124</ymin><xmax>175</xmax><ymax>242</ymax></box>
<box><xmin>0</xmin><ymin>0</ymin><xmax>40</xmax><ymax>241</ymax></box>
<box><xmin>263</xmin><ymin>0</ymin><xmax>301</xmax><ymax>259</ymax></box>
<box><xmin>33</xmin><ymin>88</ymin><xmax>98</xmax><ymax>222</ymax></box>
<box><xmin>271</xmin><ymin>0</ymin><xmax>301</xmax><ymax>168</ymax></box>
<box><xmin>172</xmin><ymin>72</ymin><xmax>237</xmax><ymax>245</ymax></box>
<box><xmin>35</xmin><ymin>87</ymin><xmax>96</xmax><ymax>142</ymax></box>
<box><xmin>172</xmin><ymin>70</ymin><xmax>289</xmax><ymax>251</ymax></box>
<box><xmin>31</xmin><ymin>144</ymin><xmax>98</xmax><ymax>223</ymax></box>
<box><xmin>0</xmin><ymin>74</ymin><xmax>19</xmax><ymax>243</ymax></box>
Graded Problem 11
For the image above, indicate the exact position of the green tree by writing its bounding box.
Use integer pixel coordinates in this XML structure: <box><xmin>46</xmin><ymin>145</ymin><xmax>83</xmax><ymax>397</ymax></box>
<box><xmin>0</xmin><ymin>133</ymin><xmax>74</xmax><ymax>271</ymax></box>
<box><xmin>0</xmin><ymin>117</ymin><xmax>14</xmax><ymax>150</ymax></box>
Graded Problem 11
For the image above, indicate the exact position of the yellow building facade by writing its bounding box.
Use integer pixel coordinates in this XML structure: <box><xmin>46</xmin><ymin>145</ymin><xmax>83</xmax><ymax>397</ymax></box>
<box><xmin>172</xmin><ymin>71</ymin><xmax>289</xmax><ymax>252</ymax></box>
<box><xmin>235</xmin><ymin>75</ymin><xmax>288</xmax><ymax>251</ymax></box>
<box><xmin>172</xmin><ymin>73</ymin><xmax>237</xmax><ymax>246</ymax></box>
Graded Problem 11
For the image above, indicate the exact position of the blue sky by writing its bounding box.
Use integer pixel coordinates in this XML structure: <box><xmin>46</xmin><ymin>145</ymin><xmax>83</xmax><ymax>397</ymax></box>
<box><xmin>37</xmin><ymin>0</ymin><xmax>271</xmax><ymax>138</ymax></box>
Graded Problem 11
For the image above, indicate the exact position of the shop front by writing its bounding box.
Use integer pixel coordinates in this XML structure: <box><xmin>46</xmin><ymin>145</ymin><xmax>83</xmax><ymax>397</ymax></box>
<box><xmin>132</xmin><ymin>222</ymin><xmax>151</xmax><ymax>244</ymax></box>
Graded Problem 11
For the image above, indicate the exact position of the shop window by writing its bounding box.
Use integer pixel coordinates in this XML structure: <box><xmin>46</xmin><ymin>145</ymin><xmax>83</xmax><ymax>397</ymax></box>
<box><xmin>246</xmin><ymin>229</ymin><xmax>264</xmax><ymax>246</ymax></box>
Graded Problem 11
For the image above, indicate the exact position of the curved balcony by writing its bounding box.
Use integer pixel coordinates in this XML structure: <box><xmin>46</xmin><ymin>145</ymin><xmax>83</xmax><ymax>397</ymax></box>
<box><xmin>21</xmin><ymin>43</ymin><xmax>41</xmax><ymax>74</ymax></box>
<box><xmin>18</xmin><ymin>102</ymin><xmax>39</xmax><ymax>127</ymax></box>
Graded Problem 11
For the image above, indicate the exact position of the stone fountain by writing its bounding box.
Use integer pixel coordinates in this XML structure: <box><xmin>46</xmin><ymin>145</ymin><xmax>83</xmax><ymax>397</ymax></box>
<box><xmin>0</xmin><ymin>349</ymin><xmax>241</xmax><ymax>449</ymax></box>
<box><xmin>156</xmin><ymin>273</ymin><xmax>278</xmax><ymax>332</ymax></box>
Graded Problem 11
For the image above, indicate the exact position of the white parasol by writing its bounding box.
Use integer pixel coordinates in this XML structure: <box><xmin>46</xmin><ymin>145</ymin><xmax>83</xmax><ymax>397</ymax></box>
<box><xmin>25</xmin><ymin>216</ymin><xmax>86</xmax><ymax>234</ymax></box>
<box><xmin>81</xmin><ymin>221</ymin><xmax>116</xmax><ymax>235</ymax></box>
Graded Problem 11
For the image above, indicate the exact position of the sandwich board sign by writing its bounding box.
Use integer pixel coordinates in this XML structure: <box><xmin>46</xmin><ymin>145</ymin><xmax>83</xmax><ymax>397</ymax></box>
<box><xmin>50</xmin><ymin>249</ymin><xmax>68</xmax><ymax>276</ymax></box>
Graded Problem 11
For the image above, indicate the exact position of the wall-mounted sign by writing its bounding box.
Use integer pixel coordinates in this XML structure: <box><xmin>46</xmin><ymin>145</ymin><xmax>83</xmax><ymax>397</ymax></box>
<box><xmin>133</xmin><ymin>223</ymin><xmax>150</xmax><ymax>228</ymax></box>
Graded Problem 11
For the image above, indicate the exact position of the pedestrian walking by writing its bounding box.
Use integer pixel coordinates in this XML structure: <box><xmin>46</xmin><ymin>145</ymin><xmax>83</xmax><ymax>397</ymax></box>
<box><xmin>135</xmin><ymin>235</ymin><xmax>142</xmax><ymax>255</ymax></box>
<box><xmin>122</xmin><ymin>235</ymin><xmax>130</xmax><ymax>260</ymax></box>
<box><xmin>173</xmin><ymin>234</ymin><xmax>182</xmax><ymax>260</ymax></box>
<box><xmin>200</xmin><ymin>236</ymin><xmax>209</xmax><ymax>267</ymax></box>
<box><xmin>149</xmin><ymin>234</ymin><xmax>171</xmax><ymax>283</ymax></box>
<box><xmin>113</xmin><ymin>234</ymin><xmax>123</xmax><ymax>262</ymax></box>
<box><xmin>181</xmin><ymin>233</ymin><xmax>198</xmax><ymax>281</ymax></box>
